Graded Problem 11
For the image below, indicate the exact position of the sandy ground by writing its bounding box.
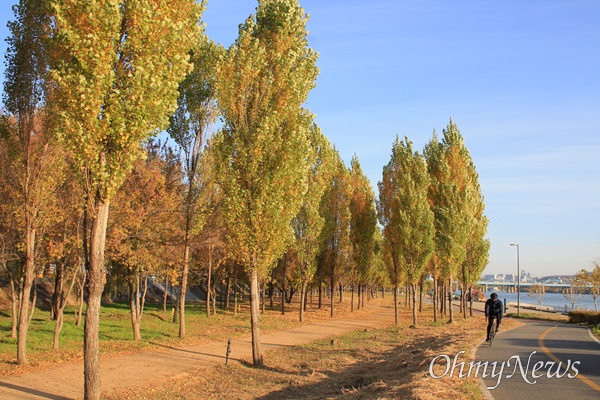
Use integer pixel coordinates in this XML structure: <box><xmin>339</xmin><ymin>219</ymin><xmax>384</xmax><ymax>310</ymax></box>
<box><xmin>0</xmin><ymin>303</ymin><xmax>398</xmax><ymax>400</ymax></box>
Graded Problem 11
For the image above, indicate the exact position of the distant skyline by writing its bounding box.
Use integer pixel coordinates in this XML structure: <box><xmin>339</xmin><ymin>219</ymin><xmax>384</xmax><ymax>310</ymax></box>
<box><xmin>1</xmin><ymin>1</ymin><xmax>599</xmax><ymax>276</ymax></box>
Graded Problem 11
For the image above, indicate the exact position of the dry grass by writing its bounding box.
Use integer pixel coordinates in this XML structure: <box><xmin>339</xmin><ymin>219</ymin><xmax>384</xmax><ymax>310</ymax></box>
<box><xmin>104</xmin><ymin>306</ymin><xmax>523</xmax><ymax>400</ymax></box>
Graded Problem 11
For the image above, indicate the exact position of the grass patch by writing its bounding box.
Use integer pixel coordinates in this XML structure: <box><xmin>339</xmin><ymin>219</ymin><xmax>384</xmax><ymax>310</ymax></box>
<box><xmin>0</xmin><ymin>295</ymin><xmax>384</xmax><ymax>376</ymax></box>
<box><xmin>506</xmin><ymin>311</ymin><xmax>569</xmax><ymax>323</ymax></box>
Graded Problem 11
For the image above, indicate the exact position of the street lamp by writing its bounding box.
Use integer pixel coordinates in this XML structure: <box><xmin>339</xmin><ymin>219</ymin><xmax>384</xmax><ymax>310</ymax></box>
<box><xmin>510</xmin><ymin>243</ymin><xmax>520</xmax><ymax>316</ymax></box>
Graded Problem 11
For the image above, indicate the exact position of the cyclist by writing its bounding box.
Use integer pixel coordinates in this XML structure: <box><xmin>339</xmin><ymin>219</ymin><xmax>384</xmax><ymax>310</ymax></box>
<box><xmin>485</xmin><ymin>293</ymin><xmax>503</xmax><ymax>342</ymax></box>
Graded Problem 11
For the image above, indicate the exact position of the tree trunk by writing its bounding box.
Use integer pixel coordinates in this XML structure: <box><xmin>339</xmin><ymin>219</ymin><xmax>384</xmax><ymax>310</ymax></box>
<box><xmin>17</xmin><ymin>222</ymin><xmax>36</xmax><ymax>365</ymax></box>
<box><xmin>249</xmin><ymin>264</ymin><xmax>263</xmax><ymax>366</ymax></box>
<box><xmin>447</xmin><ymin>276</ymin><xmax>454</xmax><ymax>323</ymax></box>
<box><xmin>75</xmin><ymin>271</ymin><xmax>86</xmax><ymax>327</ymax></box>
<box><xmin>163</xmin><ymin>278</ymin><xmax>168</xmax><ymax>313</ymax></box>
<box><xmin>206</xmin><ymin>244</ymin><xmax>212</xmax><ymax>317</ymax></box>
<box><xmin>178</xmin><ymin>233</ymin><xmax>190</xmax><ymax>338</ymax></box>
<box><xmin>412</xmin><ymin>283</ymin><xmax>418</xmax><ymax>327</ymax></box>
<box><xmin>338</xmin><ymin>282</ymin><xmax>343</xmax><ymax>303</ymax></box>
<box><xmin>52</xmin><ymin>265</ymin><xmax>64</xmax><ymax>321</ymax></box>
<box><xmin>439</xmin><ymin>281</ymin><xmax>445</xmax><ymax>317</ymax></box>
<box><xmin>233</xmin><ymin>263</ymin><xmax>238</xmax><ymax>317</ymax></box>
<box><xmin>462</xmin><ymin>283</ymin><xmax>467</xmax><ymax>319</ymax></box>
<box><xmin>300</xmin><ymin>280</ymin><xmax>306</xmax><ymax>323</ymax></box>
<box><xmin>318</xmin><ymin>277</ymin><xmax>322</xmax><ymax>309</ymax></box>
<box><xmin>469</xmin><ymin>286</ymin><xmax>474</xmax><ymax>317</ymax></box>
<box><xmin>211</xmin><ymin>277</ymin><xmax>218</xmax><ymax>315</ymax></box>
<box><xmin>281</xmin><ymin>255</ymin><xmax>286</xmax><ymax>315</ymax></box>
<box><xmin>84</xmin><ymin>196</ymin><xmax>110</xmax><ymax>400</ymax></box>
<box><xmin>362</xmin><ymin>285</ymin><xmax>366</xmax><ymax>307</ymax></box>
<box><xmin>432</xmin><ymin>276</ymin><xmax>438</xmax><ymax>323</ymax></box>
<box><xmin>261</xmin><ymin>282</ymin><xmax>265</xmax><ymax>314</ymax></box>
<box><xmin>351</xmin><ymin>285</ymin><xmax>355</xmax><ymax>312</ymax></box>
<box><xmin>129</xmin><ymin>279</ymin><xmax>141</xmax><ymax>341</ymax></box>
<box><xmin>225</xmin><ymin>276</ymin><xmax>231</xmax><ymax>309</ymax></box>
<box><xmin>304</xmin><ymin>285</ymin><xmax>309</xmax><ymax>311</ymax></box>
<box><xmin>27</xmin><ymin>279</ymin><xmax>37</xmax><ymax>326</ymax></box>
<box><xmin>10</xmin><ymin>278</ymin><xmax>17</xmax><ymax>338</ymax></box>
<box><xmin>329</xmin><ymin>278</ymin><xmax>335</xmax><ymax>318</ymax></box>
<box><xmin>53</xmin><ymin>310</ymin><xmax>64</xmax><ymax>350</ymax></box>
<box><xmin>394</xmin><ymin>282</ymin><xmax>399</xmax><ymax>325</ymax></box>
<box><xmin>419</xmin><ymin>279</ymin><xmax>423</xmax><ymax>313</ymax></box>
<box><xmin>53</xmin><ymin>268</ymin><xmax>78</xmax><ymax>349</ymax></box>
<box><xmin>268</xmin><ymin>274</ymin><xmax>274</xmax><ymax>308</ymax></box>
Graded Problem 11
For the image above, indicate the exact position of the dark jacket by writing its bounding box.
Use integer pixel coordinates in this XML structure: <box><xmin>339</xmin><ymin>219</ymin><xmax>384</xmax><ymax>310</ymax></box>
<box><xmin>485</xmin><ymin>298</ymin><xmax>503</xmax><ymax>317</ymax></box>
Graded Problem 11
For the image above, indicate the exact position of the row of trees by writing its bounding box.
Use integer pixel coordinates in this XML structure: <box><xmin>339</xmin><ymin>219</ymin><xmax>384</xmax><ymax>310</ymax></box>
<box><xmin>528</xmin><ymin>264</ymin><xmax>600</xmax><ymax>313</ymax></box>
<box><xmin>377</xmin><ymin>122</ymin><xmax>490</xmax><ymax>327</ymax></box>
<box><xmin>0</xmin><ymin>0</ymin><xmax>490</xmax><ymax>398</ymax></box>
<box><xmin>570</xmin><ymin>265</ymin><xmax>600</xmax><ymax>311</ymax></box>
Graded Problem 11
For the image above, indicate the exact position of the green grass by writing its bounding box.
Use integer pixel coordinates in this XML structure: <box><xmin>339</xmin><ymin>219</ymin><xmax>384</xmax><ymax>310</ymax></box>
<box><xmin>506</xmin><ymin>311</ymin><xmax>568</xmax><ymax>323</ymax></box>
<box><xmin>0</xmin><ymin>301</ymin><xmax>301</xmax><ymax>374</ymax></box>
<box><xmin>591</xmin><ymin>325</ymin><xmax>600</xmax><ymax>340</ymax></box>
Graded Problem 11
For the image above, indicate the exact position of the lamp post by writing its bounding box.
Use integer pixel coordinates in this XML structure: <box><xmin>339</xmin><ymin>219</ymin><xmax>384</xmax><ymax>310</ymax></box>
<box><xmin>510</xmin><ymin>243</ymin><xmax>520</xmax><ymax>316</ymax></box>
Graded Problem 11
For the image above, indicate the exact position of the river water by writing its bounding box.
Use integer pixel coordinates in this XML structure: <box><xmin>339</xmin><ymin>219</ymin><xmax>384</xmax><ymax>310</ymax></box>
<box><xmin>483</xmin><ymin>290</ymin><xmax>599</xmax><ymax>313</ymax></box>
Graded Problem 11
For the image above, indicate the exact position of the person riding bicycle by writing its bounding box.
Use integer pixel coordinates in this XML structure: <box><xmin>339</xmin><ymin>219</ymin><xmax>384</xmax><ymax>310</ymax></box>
<box><xmin>485</xmin><ymin>293</ymin><xmax>503</xmax><ymax>342</ymax></box>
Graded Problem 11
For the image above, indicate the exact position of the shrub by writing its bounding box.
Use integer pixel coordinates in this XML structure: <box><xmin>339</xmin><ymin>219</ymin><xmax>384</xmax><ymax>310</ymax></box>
<box><xmin>568</xmin><ymin>310</ymin><xmax>600</xmax><ymax>325</ymax></box>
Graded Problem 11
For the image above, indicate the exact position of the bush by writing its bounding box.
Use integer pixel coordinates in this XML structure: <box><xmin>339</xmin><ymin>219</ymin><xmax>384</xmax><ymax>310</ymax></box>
<box><xmin>568</xmin><ymin>310</ymin><xmax>600</xmax><ymax>325</ymax></box>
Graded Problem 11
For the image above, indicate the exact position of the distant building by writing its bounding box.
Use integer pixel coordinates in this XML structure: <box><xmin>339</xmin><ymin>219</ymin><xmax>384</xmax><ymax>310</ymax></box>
<box><xmin>482</xmin><ymin>274</ymin><xmax>496</xmax><ymax>281</ymax></box>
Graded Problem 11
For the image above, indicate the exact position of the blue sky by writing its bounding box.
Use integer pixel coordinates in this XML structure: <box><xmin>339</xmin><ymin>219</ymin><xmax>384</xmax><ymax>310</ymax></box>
<box><xmin>1</xmin><ymin>1</ymin><xmax>599</xmax><ymax>277</ymax></box>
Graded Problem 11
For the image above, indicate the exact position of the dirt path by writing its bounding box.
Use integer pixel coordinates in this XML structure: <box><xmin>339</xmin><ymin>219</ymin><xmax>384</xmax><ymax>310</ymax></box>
<box><xmin>0</xmin><ymin>304</ymin><xmax>397</xmax><ymax>399</ymax></box>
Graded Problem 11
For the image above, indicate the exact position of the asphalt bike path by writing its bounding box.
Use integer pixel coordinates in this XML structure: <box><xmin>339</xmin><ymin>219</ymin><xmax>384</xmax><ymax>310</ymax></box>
<box><xmin>0</xmin><ymin>305</ymin><xmax>396</xmax><ymax>399</ymax></box>
<box><xmin>476</xmin><ymin>319</ymin><xmax>600</xmax><ymax>400</ymax></box>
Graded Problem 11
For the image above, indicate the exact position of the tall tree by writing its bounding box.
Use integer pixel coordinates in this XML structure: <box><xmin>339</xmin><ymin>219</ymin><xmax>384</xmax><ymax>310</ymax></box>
<box><xmin>291</xmin><ymin>125</ymin><xmax>334</xmax><ymax>322</ymax></box>
<box><xmin>320</xmin><ymin>152</ymin><xmax>352</xmax><ymax>318</ymax></box>
<box><xmin>461</xmin><ymin>189</ymin><xmax>489</xmax><ymax>317</ymax></box>
<box><xmin>423</xmin><ymin>132</ymin><xmax>443</xmax><ymax>322</ymax></box>
<box><xmin>214</xmin><ymin>0</ymin><xmax>318</xmax><ymax>366</ymax></box>
<box><xmin>349</xmin><ymin>155</ymin><xmax>377</xmax><ymax>310</ymax></box>
<box><xmin>378</xmin><ymin>136</ymin><xmax>434</xmax><ymax>326</ymax></box>
<box><xmin>49</xmin><ymin>1</ymin><xmax>200</xmax><ymax>397</ymax></box>
<box><xmin>591</xmin><ymin>262</ymin><xmax>600</xmax><ymax>313</ymax></box>
<box><xmin>574</xmin><ymin>266</ymin><xmax>600</xmax><ymax>312</ymax></box>
<box><xmin>2</xmin><ymin>0</ymin><xmax>66</xmax><ymax>364</ymax></box>
<box><xmin>168</xmin><ymin>36</ymin><xmax>222</xmax><ymax>338</ymax></box>
<box><xmin>424</xmin><ymin>120</ymin><xmax>473</xmax><ymax>323</ymax></box>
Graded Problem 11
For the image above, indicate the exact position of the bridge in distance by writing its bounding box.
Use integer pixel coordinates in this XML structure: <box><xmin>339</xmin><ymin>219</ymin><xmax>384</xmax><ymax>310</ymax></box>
<box><xmin>476</xmin><ymin>281</ymin><xmax>573</xmax><ymax>290</ymax></box>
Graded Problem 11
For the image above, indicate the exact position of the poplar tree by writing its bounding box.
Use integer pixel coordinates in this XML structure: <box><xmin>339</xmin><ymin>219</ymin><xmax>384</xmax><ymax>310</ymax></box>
<box><xmin>423</xmin><ymin>131</ymin><xmax>444</xmax><ymax>321</ymax></box>
<box><xmin>349</xmin><ymin>155</ymin><xmax>377</xmax><ymax>310</ymax></box>
<box><xmin>2</xmin><ymin>0</ymin><xmax>65</xmax><ymax>364</ymax></box>
<box><xmin>319</xmin><ymin>152</ymin><xmax>352</xmax><ymax>318</ymax></box>
<box><xmin>424</xmin><ymin>119</ymin><xmax>475</xmax><ymax>323</ymax></box>
<box><xmin>49</xmin><ymin>1</ymin><xmax>200</xmax><ymax>397</ymax></box>
<box><xmin>378</xmin><ymin>136</ymin><xmax>434</xmax><ymax>326</ymax></box>
<box><xmin>168</xmin><ymin>35</ymin><xmax>223</xmax><ymax>338</ymax></box>
<box><xmin>214</xmin><ymin>0</ymin><xmax>318</xmax><ymax>366</ymax></box>
<box><xmin>461</xmin><ymin>167</ymin><xmax>489</xmax><ymax>317</ymax></box>
<box><xmin>291</xmin><ymin>125</ymin><xmax>334</xmax><ymax>323</ymax></box>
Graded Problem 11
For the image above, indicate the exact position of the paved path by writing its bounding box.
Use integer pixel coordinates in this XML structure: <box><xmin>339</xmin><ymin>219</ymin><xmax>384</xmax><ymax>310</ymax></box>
<box><xmin>476</xmin><ymin>320</ymin><xmax>600</xmax><ymax>400</ymax></box>
<box><xmin>0</xmin><ymin>305</ymin><xmax>396</xmax><ymax>399</ymax></box>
